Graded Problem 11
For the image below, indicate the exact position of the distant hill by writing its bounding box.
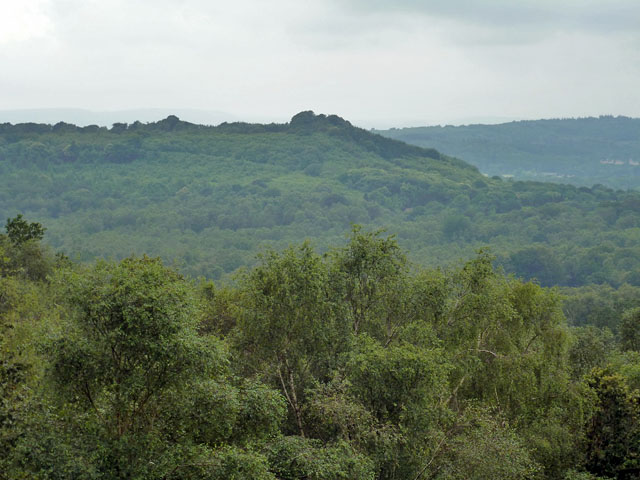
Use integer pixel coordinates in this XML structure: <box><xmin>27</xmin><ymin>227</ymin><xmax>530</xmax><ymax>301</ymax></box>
<box><xmin>1</xmin><ymin>111</ymin><xmax>639</xmax><ymax>286</ymax></box>
<box><xmin>0</xmin><ymin>108</ymin><xmax>237</xmax><ymax>127</ymax></box>
<box><xmin>375</xmin><ymin>116</ymin><xmax>640</xmax><ymax>189</ymax></box>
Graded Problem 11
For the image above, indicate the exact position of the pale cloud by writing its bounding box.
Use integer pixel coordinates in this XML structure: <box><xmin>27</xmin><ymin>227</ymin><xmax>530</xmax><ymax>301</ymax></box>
<box><xmin>336</xmin><ymin>0</ymin><xmax>640</xmax><ymax>34</ymax></box>
<box><xmin>0</xmin><ymin>0</ymin><xmax>638</xmax><ymax>127</ymax></box>
<box><xmin>0</xmin><ymin>0</ymin><xmax>53</xmax><ymax>44</ymax></box>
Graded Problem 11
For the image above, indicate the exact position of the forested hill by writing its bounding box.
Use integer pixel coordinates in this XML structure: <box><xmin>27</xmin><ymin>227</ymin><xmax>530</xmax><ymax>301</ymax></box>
<box><xmin>1</xmin><ymin>111</ymin><xmax>640</xmax><ymax>286</ymax></box>
<box><xmin>375</xmin><ymin>116</ymin><xmax>640</xmax><ymax>189</ymax></box>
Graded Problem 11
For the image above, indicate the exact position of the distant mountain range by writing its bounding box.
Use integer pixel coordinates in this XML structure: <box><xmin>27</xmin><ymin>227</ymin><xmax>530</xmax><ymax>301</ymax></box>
<box><xmin>0</xmin><ymin>108</ymin><xmax>238</xmax><ymax>127</ymax></box>
<box><xmin>375</xmin><ymin>116</ymin><xmax>640</xmax><ymax>189</ymax></box>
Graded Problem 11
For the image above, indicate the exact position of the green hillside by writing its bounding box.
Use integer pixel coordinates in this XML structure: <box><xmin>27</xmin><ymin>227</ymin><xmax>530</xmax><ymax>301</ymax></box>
<box><xmin>376</xmin><ymin>116</ymin><xmax>640</xmax><ymax>189</ymax></box>
<box><xmin>1</xmin><ymin>112</ymin><xmax>639</xmax><ymax>286</ymax></box>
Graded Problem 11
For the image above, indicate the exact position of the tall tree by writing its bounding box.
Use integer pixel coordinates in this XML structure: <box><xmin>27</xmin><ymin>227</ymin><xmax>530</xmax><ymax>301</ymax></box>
<box><xmin>5</xmin><ymin>215</ymin><xmax>45</xmax><ymax>246</ymax></box>
<box><xmin>329</xmin><ymin>225</ymin><xmax>407</xmax><ymax>341</ymax></box>
<box><xmin>19</xmin><ymin>256</ymin><xmax>283</xmax><ymax>479</ymax></box>
<box><xmin>235</xmin><ymin>243</ymin><xmax>347</xmax><ymax>437</ymax></box>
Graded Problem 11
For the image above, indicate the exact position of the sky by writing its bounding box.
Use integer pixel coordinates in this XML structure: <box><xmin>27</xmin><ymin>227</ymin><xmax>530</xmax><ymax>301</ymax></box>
<box><xmin>1</xmin><ymin>0</ymin><xmax>639</xmax><ymax>128</ymax></box>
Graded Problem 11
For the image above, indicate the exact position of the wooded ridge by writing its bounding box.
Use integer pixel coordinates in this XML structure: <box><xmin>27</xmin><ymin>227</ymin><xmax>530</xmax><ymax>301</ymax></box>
<box><xmin>1</xmin><ymin>112</ymin><xmax>639</xmax><ymax>288</ymax></box>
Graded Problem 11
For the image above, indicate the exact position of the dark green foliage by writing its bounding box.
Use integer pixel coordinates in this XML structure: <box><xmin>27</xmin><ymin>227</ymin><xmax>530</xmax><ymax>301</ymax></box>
<box><xmin>266</xmin><ymin>436</ymin><xmax>375</xmax><ymax>480</ymax></box>
<box><xmin>0</xmin><ymin>356</ymin><xmax>29</xmax><ymax>479</ymax></box>
<box><xmin>506</xmin><ymin>245</ymin><xmax>565</xmax><ymax>286</ymax></box>
<box><xmin>5</xmin><ymin>214</ymin><xmax>45</xmax><ymax>245</ymax></box>
<box><xmin>442</xmin><ymin>214</ymin><xmax>471</xmax><ymax>240</ymax></box>
<box><xmin>562</xmin><ymin>284</ymin><xmax>640</xmax><ymax>331</ymax></box>
<box><xmin>620</xmin><ymin>308</ymin><xmax>640</xmax><ymax>352</ymax></box>
<box><xmin>569</xmin><ymin>326</ymin><xmax>615</xmax><ymax>379</ymax></box>
<box><xmin>162</xmin><ymin>445</ymin><xmax>276</xmax><ymax>480</ymax></box>
<box><xmin>585</xmin><ymin>369</ymin><xmax>640</xmax><ymax>479</ymax></box>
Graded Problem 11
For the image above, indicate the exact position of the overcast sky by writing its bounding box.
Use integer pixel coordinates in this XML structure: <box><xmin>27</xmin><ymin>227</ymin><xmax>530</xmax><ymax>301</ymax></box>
<box><xmin>1</xmin><ymin>0</ymin><xmax>639</xmax><ymax>128</ymax></box>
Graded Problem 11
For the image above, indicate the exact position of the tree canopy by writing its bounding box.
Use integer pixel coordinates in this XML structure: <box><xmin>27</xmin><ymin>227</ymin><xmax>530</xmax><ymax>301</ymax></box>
<box><xmin>2</xmin><ymin>222</ymin><xmax>639</xmax><ymax>479</ymax></box>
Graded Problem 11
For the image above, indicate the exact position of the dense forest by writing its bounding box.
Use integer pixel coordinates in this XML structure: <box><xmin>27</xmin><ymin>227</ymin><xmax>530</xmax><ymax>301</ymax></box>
<box><xmin>2</xmin><ymin>216</ymin><xmax>640</xmax><ymax>479</ymax></box>
<box><xmin>1</xmin><ymin>112</ymin><xmax>640</xmax><ymax>293</ymax></box>
<box><xmin>376</xmin><ymin>116</ymin><xmax>640</xmax><ymax>189</ymax></box>
<box><xmin>3</xmin><ymin>111</ymin><xmax>640</xmax><ymax>478</ymax></box>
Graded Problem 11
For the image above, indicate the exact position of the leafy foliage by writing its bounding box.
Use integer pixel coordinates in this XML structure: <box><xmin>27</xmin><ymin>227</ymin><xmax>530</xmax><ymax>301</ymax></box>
<box><xmin>620</xmin><ymin>308</ymin><xmax>640</xmax><ymax>352</ymax></box>
<box><xmin>585</xmin><ymin>369</ymin><xmax>640</xmax><ymax>479</ymax></box>
<box><xmin>5</xmin><ymin>214</ymin><xmax>45</xmax><ymax>245</ymax></box>
<box><xmin>2</xmin><ymin>220</ymin><xmax>640</xmax><ymax>478</ymax></box>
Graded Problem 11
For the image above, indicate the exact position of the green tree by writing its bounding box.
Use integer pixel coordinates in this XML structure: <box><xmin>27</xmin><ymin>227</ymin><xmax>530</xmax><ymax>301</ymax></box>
<box><xmin>345</xmin><ymin>333</ymin><xmax>449</xmax><ymax>480</ymax></box>
<box><xmin>584</xmin><ymin>368</ymin><xmax>640</xmax><ymax>479</ymax></box>
<box><xmin>18</xmin><ymin>256</ymin><xmax>282</xmax><ymax>479</ymax></box>
<box><xmin>568</xmin><ymin>326</ymin><xmax>615</xmax><ymax>379</ymax></box>
<box><xmin>432</xmin><ymin>408</ymin><xmax>541</xmax><ymax>480</ymax></box>
<box><xmin>49</xmin><ymin>256</ymin><xmax>214</xmax><ymax>439</ymax></box>
<box><xmin>439</xmin><ymin>252</ymin><xmax>582</xmax><ymax>477</ymax></box>
<box><xmin>5</xmin><ymin>214</ymin><xmax>45</xmax><ymax>246</ymax></box>
<box><xmin>235</xmin><ymin>243</ymin><xmax>347</xmax><ymax>437</ymax></box>
<box><xmin>266</xmin><ymin>436</ymin><xmax>375</xmax><ymax>480</ymax></box>
<box><xmin>329</xmin><ymin>225</ymin><xmax>407</xmax><ymax>339</ymax></box>
<box><xmin>620</xmin><ymin>307</ymin><xmax>640</xmax><ymax>352</ymax></box>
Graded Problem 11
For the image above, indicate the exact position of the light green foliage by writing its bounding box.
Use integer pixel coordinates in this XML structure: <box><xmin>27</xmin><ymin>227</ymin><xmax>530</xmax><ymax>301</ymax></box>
<box><xmin>345</xmin><ymin>335</ymin><xmax>450</xmax><ymax>479</ymax></box>
<box><xmin>609</xmin><ymin>351</ymin><xmax>640</xmax><ymax>391</ymax></box>
<box><xmin>197</xmin><ymin>280</ymin><xmax>240</xmax><ymax>337</ymax></box>
<box><xmin>236</xmin><ymin>243</ymin><xmax>338</xmax><ymax>371</ymax></box>
<box><xmin>0</xmin><ymin>224</ymin><xmax>64</xmax><ymax>480</ymax></box>
<box><xmin>11</xmin><ymin>255</ymin><xmax>285</xmax><ymax>479</ymax></box>
<box><xmin>347</xmin><ymin>335</ymin><xmax>448</xmax><ymax>425</ymax></box>
<box><xmin>49</xmin><ymin>256</ymin><xmax>217</xmax><ymax>437</ymax></box>
<box><xmin>166</xmin><ymin>445</ymin><xmax>276</xmax><ymax>480</ymax></box>
<box><xmin>435</xmin><ymin>252</ymin><xmax>585</xmax><ymax>476</ymax></box>
<box><xmin>233</xmin><ymin>229</ymin><xmax>454</xmax><ymax>479</ymax></box>
<box><xmin>433</xmin><ymin>408</ymin><xmax>542</xmax><ymax>480</ymax></box>
<box><xmin>235</xmin><ymin>243</ymin><xmax>346</xmax><ymax>436</ymax></box>
<box><xmin>563</xmin><ymin>470</ymin><xmax>610</xmax><ymax>480</ymax></box>
<box><xmin>329</xmin><ymin>225</ymin><xmax>407</xmax><ymax>339</ymax></box>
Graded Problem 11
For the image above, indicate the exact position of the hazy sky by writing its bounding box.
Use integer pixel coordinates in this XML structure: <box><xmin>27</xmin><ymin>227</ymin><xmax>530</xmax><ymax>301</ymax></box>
<box><xmin>1</xmin><ymin>0</ymin><xmax>639</xmax><ymax>127</ymax></box>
